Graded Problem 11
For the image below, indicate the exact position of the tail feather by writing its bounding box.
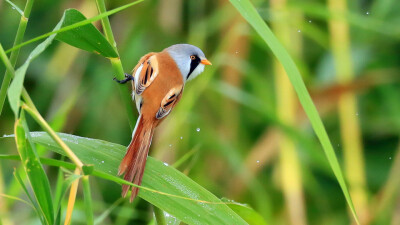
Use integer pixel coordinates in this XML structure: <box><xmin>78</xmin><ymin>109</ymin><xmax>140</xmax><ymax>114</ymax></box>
<box><xmin>118</xmin><ymin>115</ymin><xmax>154</xmax><ymax>201</ymax></box>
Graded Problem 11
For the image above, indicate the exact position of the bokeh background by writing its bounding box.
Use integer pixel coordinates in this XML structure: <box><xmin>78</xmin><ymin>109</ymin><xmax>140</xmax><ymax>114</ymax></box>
<box><xmin>1</xmin><ymin>0</ymin><xmax>400</xmax><ymax>224</ymax></box>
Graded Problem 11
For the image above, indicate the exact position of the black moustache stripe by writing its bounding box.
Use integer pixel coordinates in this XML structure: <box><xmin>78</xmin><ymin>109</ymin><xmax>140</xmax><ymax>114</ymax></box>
<box><xmin>187</xmin><ymin>57</ymin><xmax>201</xmax><ymax>79</ymax></box>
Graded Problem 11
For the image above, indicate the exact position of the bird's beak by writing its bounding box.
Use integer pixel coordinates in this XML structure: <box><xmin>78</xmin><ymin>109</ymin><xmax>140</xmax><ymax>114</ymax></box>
<box><xmin>201</xmin><ymin>59</ymin><xmax>212</xmax><ymax>65</ymax></box>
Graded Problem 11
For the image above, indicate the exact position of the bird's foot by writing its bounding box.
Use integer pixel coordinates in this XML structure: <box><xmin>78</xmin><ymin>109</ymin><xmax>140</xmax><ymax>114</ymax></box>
<box><xmin>113</xmin><ymin>73</ymin><xmax>134</xmax><ymax>84</ymax></box>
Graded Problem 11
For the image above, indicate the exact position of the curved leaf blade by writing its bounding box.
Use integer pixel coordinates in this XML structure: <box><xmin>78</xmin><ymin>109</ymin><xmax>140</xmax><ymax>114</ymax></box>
<box><xmin>55</xmin><ymin>9</ymin><xmax>118</xmax><ymax>58</ymax></box>
<box><xmin>229</xmin><ymin>0</ymin><xmax>358</xmax><ymax>223</ymax></box>
<box><xmin>28</xmin><ymin>132</ymin><xmax>248</xmax><ymax>225</ymax></box>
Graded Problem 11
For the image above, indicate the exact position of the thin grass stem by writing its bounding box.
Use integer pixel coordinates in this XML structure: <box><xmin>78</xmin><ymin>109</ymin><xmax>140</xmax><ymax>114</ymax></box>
<box><xmin>21</xmin><ymin>104</ymin><xmax>84</xmax><ymax>170</ymax></box>
<box><xmin>0</xmin><ymin>0</ymin><xmax>34</xmax><ymax>115</ymax></box>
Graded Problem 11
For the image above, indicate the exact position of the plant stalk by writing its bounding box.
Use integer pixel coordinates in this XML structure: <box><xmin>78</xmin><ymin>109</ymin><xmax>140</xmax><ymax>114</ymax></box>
<box><xmin>95</xmin><ymin>0</ymin><xmax>136</xmax><ymax>131</ymax></box>
<box><xmin>0</xmin><ymin>0</ymin><xmax>34</xmax><ymax>115</ymax></box>
<box><xmin>64</xmin><ymin>168</ymin><xmax>80</xmax><ymax>225</ymax></box>
<box><xmin>22</xmin><ymin>104</ymin><xmax>84</xmax><ymax>170</ymax></box>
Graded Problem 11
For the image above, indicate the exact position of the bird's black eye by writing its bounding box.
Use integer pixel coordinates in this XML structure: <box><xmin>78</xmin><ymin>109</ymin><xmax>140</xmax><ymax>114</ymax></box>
<box><xmin>190</xmin><ymin>55</ymin><xmax>196</xmax><ymax>60</ymax></box>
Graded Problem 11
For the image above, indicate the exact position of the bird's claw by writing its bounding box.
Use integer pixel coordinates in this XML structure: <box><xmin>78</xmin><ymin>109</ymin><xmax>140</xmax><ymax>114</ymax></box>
<box><xmin>113</xmin><ymin>73</ymin><xmax>134</xmax><ymax>84</ymax></box>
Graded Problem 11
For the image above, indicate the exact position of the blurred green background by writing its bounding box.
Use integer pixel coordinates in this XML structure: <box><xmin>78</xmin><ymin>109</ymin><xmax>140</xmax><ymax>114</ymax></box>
<box><xmin>1</xmin><ymin>0</ymin><xmax>400</xmax><ymax>224</ymax></box>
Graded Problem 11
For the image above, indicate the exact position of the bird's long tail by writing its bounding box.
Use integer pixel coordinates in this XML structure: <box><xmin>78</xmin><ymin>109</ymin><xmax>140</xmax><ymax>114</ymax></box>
<box><xmin>118</xmin><ymin>115</ymin><xmax>155</xmax><ymax>202</ymax></box>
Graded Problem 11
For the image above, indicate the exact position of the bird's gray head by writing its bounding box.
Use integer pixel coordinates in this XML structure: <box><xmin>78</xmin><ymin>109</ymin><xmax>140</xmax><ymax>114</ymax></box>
<box><xmin>165</xmin><ymin>44</ymin><xmax>211</xmax><ymax>82</ymax></box>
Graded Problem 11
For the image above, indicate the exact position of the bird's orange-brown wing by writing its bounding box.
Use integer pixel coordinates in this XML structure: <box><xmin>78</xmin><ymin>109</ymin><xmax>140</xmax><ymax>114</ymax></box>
<box><xmin>156</xmin><ymin>85</ymin><xmax>184</xmax><ymax>119</ymax></box>
<box><xmin>131</xmin><ymin>53</ymin><xmax>159</xmax><ymax>95</ymax></box>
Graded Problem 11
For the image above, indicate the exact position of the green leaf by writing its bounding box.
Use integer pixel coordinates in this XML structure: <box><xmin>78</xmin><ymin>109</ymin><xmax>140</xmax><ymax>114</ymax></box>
<box><xmin>55</xmin><ymin>9</ymin><xmax>118</xmax><ymax>58</ymax></box>
<box><xmin>229</xmin><ymin>0</ymin><xmax>359</xmax><ymax>223</ymax></box>
<box><xmin>7</xmin><ymin>12</ymin><xmax>65</xmax><ymax>116</ymax></box>
<box><xmin>13</xmin><ymin>169</ymin><xmax>46</xmax><ymax>224</ymax></box>
<box><xmin>5</xmin><ymin>0</ymin><xmax>145</xmax><ymax>55</ymax></box>
<box><xmin>28</xmin><ymin>132</ymin><xmax>248</xmax><ymax>225</ymax></box>
<box><xmin>14</xmin><ymin>115</ymin><xmax>54</xmax><ymax>225</ymax></box>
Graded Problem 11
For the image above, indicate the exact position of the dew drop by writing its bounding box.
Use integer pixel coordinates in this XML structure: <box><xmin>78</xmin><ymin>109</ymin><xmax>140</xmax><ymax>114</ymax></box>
<box><xmin>180</xmin><ymin>136</ymin><xmax>183</xmax><ymax>140</ymax></box>
<box><xmin>169</xmin><ymin>144</ymin><xmax>172</xmax><ymax>147</ymax></box>
<box><xmin>12</xmin><ymin>7</ymin><xmax>15</xmax><ymax>10</ymax></box>
<box><xmin>308</xmin><ymin>20</ymin><xmax>312</xmax><ymax>23</ymax></box>
<box><xmin>196</xmin><ymin>128</ymin><xmax>200</xmax><ymax>132</ymax></box>
<box><xmin>256</xmin><ymin>160</ymin><xmax>260</xmax><ymax>163</ymax></box>
<box><xmin>389</xmin><ymin>157</ymin><xmax>392</xmax><ymax>160</ymax></box>
<box><xmin>163</xmin><ymin>162</ymin><xmax>169</xmax><ymax>166</ymax></box>
<box><xmin>366</xmin><ymin>11</ymin><xmax>370</xmax><ymax>15</ymax></box>
<box><xmin>101</xmin><ymin>160</ymin><xmax>104</xmax><ymax>163</ymax></box>
<box><xmin>297</xmin><ymin>30</ymin><xmax>301</xmax><ymax>33</ymax></box>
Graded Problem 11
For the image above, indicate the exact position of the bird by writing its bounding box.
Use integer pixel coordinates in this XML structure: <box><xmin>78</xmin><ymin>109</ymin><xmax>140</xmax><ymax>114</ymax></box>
<box><xmin>114</xmin><ymin>44</ymin><xmax>212</xmax><ymax>202</ymax></box>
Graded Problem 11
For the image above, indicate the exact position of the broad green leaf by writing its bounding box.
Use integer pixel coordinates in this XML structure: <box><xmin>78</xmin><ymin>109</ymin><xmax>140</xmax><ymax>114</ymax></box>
<box><xmin>28</xmin><ymin>132</ymin><xmax>248</xmax><ymax>225</ymax></box>
<box><xmin>56</xmin><ymin>9</ymin><xmax>118</xmax><ymax>58</ymax></box>
<box><xmin>229</xmin><ymin>0</ymin><xmax>358</xmax><ymax>223</ymax></box>
<box><xmin>7</xmin><ymin>12</ymin><xmax>65</xmax><ymax>116</ymax></box>
<box><xmin>14</xmin><ymin>115</ymin><xmax>54</xmax><ymax>225</ymax></box>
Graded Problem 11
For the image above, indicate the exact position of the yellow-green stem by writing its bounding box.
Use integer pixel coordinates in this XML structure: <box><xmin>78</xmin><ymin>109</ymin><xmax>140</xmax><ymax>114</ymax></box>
<box><xmin>328</xmin><ymin>0</ymin><xmax>367</xmax><ymax>223</ymax></box>
<box><xmin>64</xmin><ymin>168</ymin><xmax>80</xmax><ymax>225</ymax></box>
<box><xmin>0</xmin><ymin>0</ymin><xmax>34</xmax><ymax>115</ymax></box>
<box><xmin>22</xmin><ymin>104</ymin><xmax>84</xmax><ymax>170</ymax></box>
<box><xmin>270</xmin><ymin>0</ymin><xmax>306</xmax><ymax>224</ymax></box>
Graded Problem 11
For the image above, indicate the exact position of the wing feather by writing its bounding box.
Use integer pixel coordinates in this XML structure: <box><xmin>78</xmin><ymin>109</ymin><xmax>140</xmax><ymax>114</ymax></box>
<box><xmin>156</xmin><ymin>86</ymin><xmax>184</xmax><ymax>119</ymax></box>
<box><xmin>131</xmin><ymin>53</ymin><xmax>159</xmax><ymax>95</ymax></box>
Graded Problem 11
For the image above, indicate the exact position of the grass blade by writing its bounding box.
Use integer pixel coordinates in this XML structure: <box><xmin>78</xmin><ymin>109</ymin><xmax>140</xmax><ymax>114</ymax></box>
<box><xmin>82</xmin><ymin>176</ymin><xmax>94</xmax><ymax>225</ymax></box>
<box><xmin>0</xmin><ymin>0</ymin><xmax>34</xmax><ymax>115</ymax></box>
<box><xmin>6</xmin><ymin>12</ymin><xmax>65</xmax><ymax>116</ymax></box>
<box><xmin>13</xmin><ymin>169</ymin><xmax>46</xmax><ymax>224</ymax></box>
<box><xmin>229</xmin><ymin>0</ymin><xmax>358</xmax><ymax>223</ymax></box>
<box><xmin>14</xmin><ymin>113</ymin><xmax>54</xmax><ymax>225</ymax></box>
